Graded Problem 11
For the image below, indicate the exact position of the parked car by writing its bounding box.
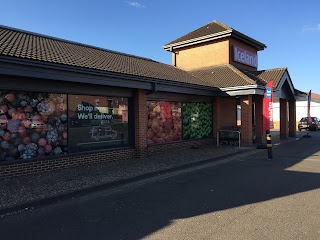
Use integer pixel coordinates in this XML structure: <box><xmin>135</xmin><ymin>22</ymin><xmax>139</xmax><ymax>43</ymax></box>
<box><xmin>298</xmin><ymin>117</ymin><xmax>320</xmax><ymax>131</ymax></box>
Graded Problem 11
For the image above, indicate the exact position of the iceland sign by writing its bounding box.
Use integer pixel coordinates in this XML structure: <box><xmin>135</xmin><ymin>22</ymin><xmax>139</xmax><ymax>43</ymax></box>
<box><xmin>263</xmin><ymin>81</ymin><xmax>274</xmax><ymax>132</ymax></box>
<box><xmin>233</xmin><ymin>46</ymin><xmax>258</xmax><ymax>68</ymax></box>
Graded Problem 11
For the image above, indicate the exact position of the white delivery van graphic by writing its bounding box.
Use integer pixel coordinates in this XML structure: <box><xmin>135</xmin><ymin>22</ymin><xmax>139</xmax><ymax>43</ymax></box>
<box><xmin>89</xmin><ymin>126</ymin><xmax>117</xmax><ymax>141</ymax></box>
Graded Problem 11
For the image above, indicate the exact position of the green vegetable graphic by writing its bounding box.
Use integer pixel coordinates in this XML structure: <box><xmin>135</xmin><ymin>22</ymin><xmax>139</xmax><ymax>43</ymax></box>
<box><xmin>182</xmin><ymin>103</ymin><xmax>212</xmax><ymax>140</ymax></box>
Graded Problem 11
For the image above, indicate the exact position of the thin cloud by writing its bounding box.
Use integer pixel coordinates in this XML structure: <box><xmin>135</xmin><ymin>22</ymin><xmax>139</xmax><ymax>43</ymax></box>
<box><xmin>125</xmin><ymin>1</ymin><xmax>146</xmax><ymax>8</ymax></box>
<box><xmin>302</xmin><ymin>24</ymin><xmax>320</xmax><ymax>32</ymax></box>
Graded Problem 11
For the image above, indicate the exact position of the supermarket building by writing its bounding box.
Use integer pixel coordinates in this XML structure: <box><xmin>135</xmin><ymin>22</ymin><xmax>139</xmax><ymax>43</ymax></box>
<box><xmin>0</xmin><ymin>21</ymin><xmax>304</xmax><ymax>178</ymax></box>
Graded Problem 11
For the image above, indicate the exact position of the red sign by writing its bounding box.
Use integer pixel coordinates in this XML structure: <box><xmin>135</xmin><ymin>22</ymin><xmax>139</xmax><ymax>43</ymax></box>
<box><xmin>263</xmin><ymin>81</ymin><xmax>274</xmax><ymax>132</ymax></box>
<box><xmin>307</xmin><ymin>90</ymin><xmax>312</xmax><ymax>124</ymax></box>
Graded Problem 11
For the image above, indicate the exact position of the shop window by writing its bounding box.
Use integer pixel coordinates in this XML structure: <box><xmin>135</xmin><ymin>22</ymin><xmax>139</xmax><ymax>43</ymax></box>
<box><xmin>147</xmin><ymin>101</ymin><xmax>182</xmax><ymax>145</ymax></box>
<box><xmin>0</xmin><ymin>91</ymin><xmax>68</xmax><ymax>161</ymax></box>
<box><xmin>182</xmin><ymin>103</ymin><xmax>212</xmax><ymax>140</ymax></box>
<box><xmin>68</xmin><ymin>95</ymin><xmax>129</xmax><ymax>152</ymax></box>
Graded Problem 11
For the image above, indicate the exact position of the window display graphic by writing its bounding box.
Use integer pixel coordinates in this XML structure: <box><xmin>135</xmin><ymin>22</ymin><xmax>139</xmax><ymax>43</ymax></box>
<box><xmin>0</xmin><ymin>91</ymin><xmax>68</xmax><ymax>161</ymax></box>
<box><xmin>182</xmin><ymin>103</ymin><xmax>212</xmax><ymax>140</ymax></box>
<box><xmin>89</xmin><ymin>126</ymin><xmax>117</xmax><ymax>141</ymax></box>
<box><xmin>68</xmin><ymin>95</ymin><xmax>129</xmax><ymax>152</ymax></box>
<box><xmin>147</xmin><ymin>101</ymin><xmax>182</xmax><ymax>145</ymax></box>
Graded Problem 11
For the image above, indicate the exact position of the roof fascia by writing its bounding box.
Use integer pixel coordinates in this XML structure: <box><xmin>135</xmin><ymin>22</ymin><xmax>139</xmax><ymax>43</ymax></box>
<box><xmin>231</xmin><ymin>30</ymin><xmax>266</xmax><ymax>50</ymax></box>
<box><xmin>163</xmin><ymin>30</ymin><xmax>233</xmax><ymax>51</ymax></box>
<box><xmin>163</xmin><ymin>29</ymin><xmax>266</xmax><ymax>52</ymax></box>
<box><xmin>219</xmin><ymin>85</ymin><xmax>265</xmax><ymax>96</ymax></box>
<box><xmin>294</xmin><ymin>92</ymin><xmax>308</xmax><ymax>101</ymax></box>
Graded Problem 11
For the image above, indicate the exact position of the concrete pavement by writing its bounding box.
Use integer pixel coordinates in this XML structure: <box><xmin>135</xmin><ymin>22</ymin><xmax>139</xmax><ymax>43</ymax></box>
<box><xmin>0</xmin><ymin>130</ymin><xmax>309</xmax><ymax>215</ymax></box>
<box><xmin>0</xmin><ymin>130</ymin><xmax>319</xmax><ymax>239</ymax></box>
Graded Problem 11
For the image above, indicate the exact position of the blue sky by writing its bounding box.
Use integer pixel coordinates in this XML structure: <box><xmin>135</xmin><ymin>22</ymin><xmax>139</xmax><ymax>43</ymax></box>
<box><xmin>1</xmin><ymin>0</ymin><xmax>320</xmax><ymax>94</ymax></box>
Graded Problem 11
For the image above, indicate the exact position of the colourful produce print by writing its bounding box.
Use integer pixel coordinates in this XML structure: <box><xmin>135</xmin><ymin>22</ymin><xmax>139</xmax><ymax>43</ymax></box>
<box><xmin>0</xmin><ymin>91</ymin><xmax>68</xmax><ymax>161</ymax></box>
<box><xmin>183</xmin><ymin>103</ymin><xmax>212</xmax><ymax>140</ymax></box>
<box><xmin>147</xmin><ymin>101</ymin><xmax>182</xmax><ymax>145</ymax></box>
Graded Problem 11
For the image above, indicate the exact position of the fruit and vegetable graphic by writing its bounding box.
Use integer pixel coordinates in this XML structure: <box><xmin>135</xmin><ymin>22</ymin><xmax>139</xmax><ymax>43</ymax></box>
<box><xmin>182</xmin><ymin>103</ymin><xmax>212</xmax><ymax>140</ymax></box>
<box><xmin>147</xmin><ymin>101</ymin><xmax>182</xmax><ymax>145</ymax></box>
<box><xmin>0</xmin><ymin>91</ymin><xmax>68</xmax><ymax>161</ymax></box>
<box><xmin>147</xmin><ymin>101</ymin><xmax>212</xmax><ymax>144</ymax></box>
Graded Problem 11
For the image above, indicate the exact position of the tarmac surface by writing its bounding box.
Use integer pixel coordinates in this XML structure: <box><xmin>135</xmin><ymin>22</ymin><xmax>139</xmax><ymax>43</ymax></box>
<box><xmin>0</xmin><ymin>130</ymin><xmax>304</xmax><ymax>215</ymax></box>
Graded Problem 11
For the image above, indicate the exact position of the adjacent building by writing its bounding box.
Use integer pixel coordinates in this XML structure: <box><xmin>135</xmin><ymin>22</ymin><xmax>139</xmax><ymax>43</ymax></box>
<box><xmin>273</xmin><ymin>92</ymin><xmax>319</xmax><ymax>129</ymax></box>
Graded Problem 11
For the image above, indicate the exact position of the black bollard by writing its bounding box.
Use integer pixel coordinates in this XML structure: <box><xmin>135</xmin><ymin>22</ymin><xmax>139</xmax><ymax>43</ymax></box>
<box><xmin>266</xmin><ymin>130</ymin><xmax>273</xmax><ymax>160</ymax></box>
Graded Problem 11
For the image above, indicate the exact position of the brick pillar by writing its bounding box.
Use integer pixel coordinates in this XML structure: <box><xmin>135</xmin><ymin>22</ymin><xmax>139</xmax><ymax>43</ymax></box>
<box><xmin>254</xmin><ymin>95</ymin><xmax>263</xmax><ymax>144</ymax></box>
<box><xmin>135</xmin><ymin>89</ymin><xmax>148</xmax><ymax>157</ymax></box>
<box><xmin>212</xmin><ymin>99</ymin><xmax>218</xmax><ymax>142</ymax></box>
<box><xmin>280</xmin><ymin>98</ymin><xmax>288</xmax><ymax>139</ymax></box>
<box><xmin>213</xmin><ymin>97</ymin><xmax>222</xmax><ymax>140</ymax></box>
<box><xmin>214</xmin><ymin>96</ymin><xmax>237</xmax><ymax>137</ymax></box>
<box><xmin>240</xmin><ymin>95</ymin><xmax>253</xmax><ymax>146</ymax></box>
<box><xmin>289</xmin><ymin>99</ymin><xmax>296</xmax><ymax>137</ymax></box>
<box><xmin>215</xmin><ymin>97</ymin><xmax>237</xmax><ymax>129</ymax></box>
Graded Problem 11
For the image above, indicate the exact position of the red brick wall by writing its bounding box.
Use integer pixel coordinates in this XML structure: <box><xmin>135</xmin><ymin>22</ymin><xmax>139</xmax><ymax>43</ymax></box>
<box><xmin>173</xmin><ymin>38</ymin><xmax>230</xmax><ymax>70</ymax></box>
<box><xmin>212</xmin><ymin>100</ymin><xmax>217</xmax><ymax>138</ymax></box>
<box><xmin>280</xmin><ymin>98</ymin><xmax>288</xmax><ymax>139</ymax></box>
<box><xmin>214</xmin><ymin>97</ymin><xmax>237</xmax><ymax>135</ymax></box>
<box><xmin>254</xmin><ymin>95</ymin><xmax>263</xmax><ymax>143</ymax></box>
<box><xmin>240</xmin><ymin>95</ymin><xmax>253</xmax><ymax>146</ymax></box>
<box><xmin>172</xmin><ymin>38</ymin><xmax>259</xmax><ymax>71</ymax></box>
<box><xmin>0</xmin><ymin>137</ymin><xmax>218</xmax><ymax>179</ymax></box>
<box><xmin>148</xmin><ymin>139</ymin><xmax>214</xmax><ymax>155</ymax></box>
<box><xmin>0</xmin><ymin>148</ymin><xmax>135</xmax><ymax>179</ymax></box>
<box><xmin>289</xmin><ymin>100</ymin><xmax>296</xmax><ymax>137</ymax></box>
<box><xmin>135</xmin><ymin>89</ymin><xmax>148</xmax><ymax>157</ymax></box>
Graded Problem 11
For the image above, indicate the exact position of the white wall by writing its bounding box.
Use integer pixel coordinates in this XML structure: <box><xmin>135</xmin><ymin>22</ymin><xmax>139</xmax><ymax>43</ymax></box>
<box><xmin>273</xmin><ymin>101</ymin><xmax>320</xmax><ymax>122</ymax></box>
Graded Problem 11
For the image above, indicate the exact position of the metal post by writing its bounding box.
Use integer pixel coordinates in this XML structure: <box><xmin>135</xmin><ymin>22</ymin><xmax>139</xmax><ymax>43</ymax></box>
<box><xmin>266</xmin><ymin>130</ymin><xmax>273</xmax><ymax>160</ymax></box>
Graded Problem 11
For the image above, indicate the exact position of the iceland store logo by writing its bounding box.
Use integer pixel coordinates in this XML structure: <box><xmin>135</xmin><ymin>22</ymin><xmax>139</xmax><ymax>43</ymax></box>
<box><xmin>233</xmin><ymin>46</ymin><xmax>258</xmax><ymax>68</ymax></box>
<box><xmin>266</xmin><ymin>87</ymin><xmax>272</xmax><ymax>99</ymax></box>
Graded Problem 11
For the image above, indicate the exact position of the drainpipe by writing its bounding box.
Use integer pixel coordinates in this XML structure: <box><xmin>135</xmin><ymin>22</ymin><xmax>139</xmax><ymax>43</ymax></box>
<box><xmin>170</xmin><ymin>46</ymin><xmax>177</xmax><ymax>67</ymax></box>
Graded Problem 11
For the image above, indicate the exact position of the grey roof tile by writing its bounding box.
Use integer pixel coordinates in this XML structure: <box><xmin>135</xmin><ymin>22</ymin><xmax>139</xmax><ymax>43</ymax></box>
<box><xmin>165</xmin><ymin>20</ymin><xmax>231</xmax><ymax>46</ymax></box>
<box><xmin>188</xmin><ymin>64</ymin><xmax>287</xmax><ymax>89</ymax></box>
<box><xmin>240</xmin><ymin>67</ymin><xmax>287</xmax><ymax>88</ymax></box>
<box><xmin>0</xmin><ymin>26</ymin><xmax>214</xmax><ymax>88</ymax></box>
<box><xmin>0</xmin><ymin>25</ymin><xmax>286</xmax><ymax>91</ymax></box>
<box><xmin>188</xmin><ymin>64</ymin><xmax>257</xmax><ymax>88</ymax></box>
<box><xmin>163</xmin><ymin>20</ymin><xmax>266</xmax><ymax>50</ymax></box>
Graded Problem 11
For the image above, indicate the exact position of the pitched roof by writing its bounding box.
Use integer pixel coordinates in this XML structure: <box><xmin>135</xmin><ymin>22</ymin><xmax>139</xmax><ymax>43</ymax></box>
<box><xmin>165</xmin><ymin>21</ymin><xmax>231</xmax><ymax>46</ymax></box>
<box><xmin>0</xmin><ymin>25</ymin><xmax>293</xmax><ymax>95</ymax></box>
<box><xmin>188</xmin><ymin>64</ymin><xmax>267</xmax><ymax>88</ymax></box>
<box><xmin>238</xmin><ymin>67</ymin><xmax>287</xmax><ymax>88</ymax></box>
<box><xmin>163</xmin><ymin>20</ymin><xmax>266</xmax><ymax>51</ymax></box>
<box><xmin>0</xmin><ymin>25</ymin><xmax>214</xmax><ymax>88</ymax></box>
